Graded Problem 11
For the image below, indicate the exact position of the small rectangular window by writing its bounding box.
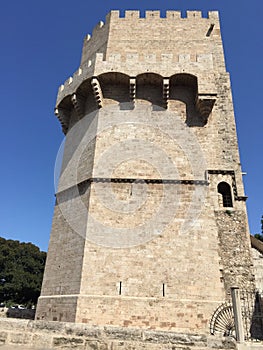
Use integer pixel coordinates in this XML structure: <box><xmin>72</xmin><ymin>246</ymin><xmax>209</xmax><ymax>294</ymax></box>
<box><xmin>162</xmin><ymin>283</ymin><xmax>166</xmax><ymax>297</ymax></box>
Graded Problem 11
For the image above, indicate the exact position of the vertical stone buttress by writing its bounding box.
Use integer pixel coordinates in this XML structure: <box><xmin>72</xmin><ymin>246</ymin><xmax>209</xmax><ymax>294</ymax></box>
<box><xmin>36</xmin><ymin>10</ymin><xmax>255</xmax><ymax>333</ymax></box>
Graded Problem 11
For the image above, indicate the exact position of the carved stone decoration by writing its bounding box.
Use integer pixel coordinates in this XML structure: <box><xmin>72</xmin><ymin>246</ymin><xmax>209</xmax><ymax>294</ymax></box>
<box><xmin>54</xmin><ymin>108</ymin><xmax>71</xmax><ymax>134</ymax></box>
<box><xmin>71</xmin><ymin>93</ymin><xmax>85</xmax><ymax>120</ymax></box>
<box><xmin>163</xmin><ymin>78</ymin><xmax>169</xmax><ymax>109</ymax></box>
<box><xmin>91</xmin><ymin>77</ymin><xmax>103</xmax><ymax>109</ymax></box>
<box><xmin>129</xmin><ymin>77</ymin><xmax>136</xmax><ymax>103</ymax></box>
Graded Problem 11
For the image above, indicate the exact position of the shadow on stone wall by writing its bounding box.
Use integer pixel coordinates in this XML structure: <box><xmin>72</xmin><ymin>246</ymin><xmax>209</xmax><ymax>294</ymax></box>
<box><xmin>250</xmin><ymin>292</ymin><xmax>263</xmax><ymax>340</ymax></box>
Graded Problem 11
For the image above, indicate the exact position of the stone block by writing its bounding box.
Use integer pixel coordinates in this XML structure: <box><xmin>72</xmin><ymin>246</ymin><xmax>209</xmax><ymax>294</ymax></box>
<box><xmin>53</xmin><ymin>336</ymin><xmax>85</xmax><ymax>349</ymax></box>
<box><xmin>0</xmin><ymin>331</ymin><xmax>8</xmax><ymax>345</ymax></box>
<box><xmin>85</xmin><ymin>340</ymin><xmax>109</xmax><ymax>350</ymax></box>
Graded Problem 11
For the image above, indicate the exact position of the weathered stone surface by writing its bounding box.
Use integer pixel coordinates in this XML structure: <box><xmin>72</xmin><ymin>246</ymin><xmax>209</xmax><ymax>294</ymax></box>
<box><xmin>207</xmin><ymin>336</ymin><xmax>236</xmax><ymax>349</ymax></box>
<box><xmin>8</xmin><ymin>332</ymin><xmax>32</xmax><ymax>345</ymax></box>
<box><xmin>31</xmin><ymin>333</ymin><xmax>53</xmax><ymax>348</ymax></box>
<box><xmin>143</xmin><ymin>330</ymin><xmax>207</xmax><ymax>346</ymax></box>
<box><xmin>0</xmin><ymin>318</ymin><xmax>30</xmax><ymax>331</ymax></box>
<box><xmin>30</xmin><ymin>320</ymin><xmax>65</xmax><ymax>333</ymax></box>
<box><xmin>103</xmin><ymin>327</ymin><xmax>142</xmax><ymax>341</ymax></box>
<box><xmin>215</xmin><ymin>210</ymin><xmax>255</xmax><ymax>296</ymax></box>
<box><xmin>0</xmin><ymin>318</ymin><xmax>240</xmax><ymax>349</ymax></box>
<box><xmin>85</xmin><ymin>340</ymin><xmax>108</xmax><ymax>350</ymax></box>
<box><xmin>52</xmin><ymin>336</ymin><xmax>85</xmax><ymax>349</ymax></box>
<box><xmin>0</xmin><ymin>331</ymin><xmax>8</xmax><ymax>345</ymax></box>
<box><xmin>251</xmin><ymin>236</ymin><xmax>263</xmax><ymax>292</ymax></box>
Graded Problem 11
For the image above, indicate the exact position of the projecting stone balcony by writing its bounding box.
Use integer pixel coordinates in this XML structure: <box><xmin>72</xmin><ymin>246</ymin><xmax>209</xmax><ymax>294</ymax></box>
<box><xmin>55</xmin><ymin>71</ymin><xmax>217</xmax><ymax>134</ymax></box>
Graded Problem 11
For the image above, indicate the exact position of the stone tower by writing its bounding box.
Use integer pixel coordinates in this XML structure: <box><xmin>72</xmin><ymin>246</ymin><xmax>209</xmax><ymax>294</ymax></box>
<box><xmin>36</xmin><ymin>10</ymin><xmax>255</xmax><ymax>334</ymax></box>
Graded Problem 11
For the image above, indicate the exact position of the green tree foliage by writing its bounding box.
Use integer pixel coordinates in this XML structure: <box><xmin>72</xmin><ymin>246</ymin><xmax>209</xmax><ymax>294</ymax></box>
<box><xmin>0</xmin><ymin>237</ymin><xmax>46</xmax><ymax>307</ymax></box>
<box><xmin>254</xmin><ymin>215</ymin><xmax>263</xmax><ymax>242</ymax></box>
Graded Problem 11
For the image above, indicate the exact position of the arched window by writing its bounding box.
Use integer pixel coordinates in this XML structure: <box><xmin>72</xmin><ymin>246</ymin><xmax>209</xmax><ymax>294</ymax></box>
<box><xmin>217</xmin><ymin>182</ymin><xmax>233</xmax><ymax>207</ymax></box>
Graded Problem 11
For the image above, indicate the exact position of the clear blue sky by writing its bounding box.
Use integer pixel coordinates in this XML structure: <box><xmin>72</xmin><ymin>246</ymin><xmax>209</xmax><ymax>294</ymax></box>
<box><xmin>1</xmin><ymin>0</ymin><xmax>262</xmax><ymax>252</ymax></box>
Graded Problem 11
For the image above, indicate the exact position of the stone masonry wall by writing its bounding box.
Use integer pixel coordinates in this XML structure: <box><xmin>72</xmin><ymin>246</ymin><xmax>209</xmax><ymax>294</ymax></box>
<box><xmin>252</xmin><ymin>248</ymin><xmax>263</xmax><ymax>291</ymax></box>
<box><xmin>0</xmin><ymin>318</ymin><xmax>236</xmax><ymax>350</ymax></box>
<box><xmin>57</xmin><ymin>10</ymin><xmax>224</xmax><ymax>104</ymax></box>
<box><xmin>80</xmin><ymin>11</ymin><xmax>225</xmax><ymax>73</ymax></box>
<box><xmin>215</xmin><ymin>210</ymin><xmax>255</xmax><ymax>297</ymax></box>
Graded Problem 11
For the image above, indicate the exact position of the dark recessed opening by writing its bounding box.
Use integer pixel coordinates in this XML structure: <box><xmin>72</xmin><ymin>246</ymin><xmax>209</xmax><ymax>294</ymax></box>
<box><xmin>162</xmin><ymin>283</ymin><xmax>166</xmax><ymax>297</ymax></box>
<box><xmin>206</xmin><ymin>24</ymin><xmax>215</xmax><ymax>37</ymax></box>
<box><xmin>218</xmin><ymin>182</ymin><xmax>233</xmax><ymax>207</ymax></box>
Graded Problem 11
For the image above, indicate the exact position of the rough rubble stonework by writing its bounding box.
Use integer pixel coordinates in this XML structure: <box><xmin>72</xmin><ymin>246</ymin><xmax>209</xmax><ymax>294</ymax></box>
<box><xmin>251</xmin><ymin>236</ymin><xmax>263</xmax><ymax>292</ymax></box>
<box><xmin>35</xmin><ymin>10</ymin><xmax>255</xmax><ymax>334</ymax></box>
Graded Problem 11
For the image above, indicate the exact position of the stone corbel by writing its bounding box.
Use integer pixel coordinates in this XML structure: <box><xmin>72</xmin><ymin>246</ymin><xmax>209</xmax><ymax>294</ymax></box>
<box><xmin>91</xmin><ymin>77</ymin><xmax>103</xmax><ymax>109</ymax></box>
<box><xmin>195</xmin><ymin>94</ymin><xmax>217</xmax><ymax>124</ymax></box>
<box><xmin>54</xmin><ymin>108</ymin><xmax>71</xmax><ymax>134</ymax></box>
<box><xmin>163</xmin><ymin>78</ymin><xmax>169</xmax><ymax>109</ymax></box>
<box><xmin>71</xmin><ymin>93</ymin><xmax>85</xmax><ymax>119</ymax></box>
<box><xmin>129</xmin><ymin>77</ymin><xmax>136</xmax><ymax>103</ymax></box>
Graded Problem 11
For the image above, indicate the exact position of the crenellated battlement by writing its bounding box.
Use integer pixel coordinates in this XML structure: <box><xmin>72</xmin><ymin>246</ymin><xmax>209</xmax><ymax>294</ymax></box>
<box><xmin>59</xmin><ymin>9</ymin><xmax>226</xmax><ymax>131</ymax></box>
<box><xmin>80</xmin><ymin>9</ymin><xmax>224</xmax><ymax>72</ymax></box>
<box><xmin>107</xmin><ymin>9</ymin><xmax>219</xmax><ymax>20</ymax></box>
